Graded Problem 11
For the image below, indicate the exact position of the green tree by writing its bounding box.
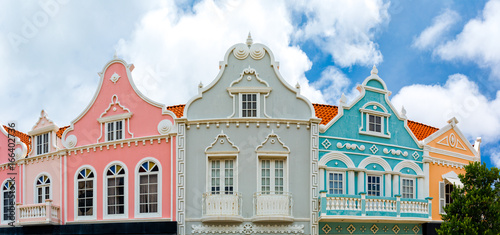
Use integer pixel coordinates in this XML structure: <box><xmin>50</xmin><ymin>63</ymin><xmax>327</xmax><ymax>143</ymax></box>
<box><xmin>437</xmin><ymin>161</ymin><xmax>500</xmax><ymax>235</ymax></box>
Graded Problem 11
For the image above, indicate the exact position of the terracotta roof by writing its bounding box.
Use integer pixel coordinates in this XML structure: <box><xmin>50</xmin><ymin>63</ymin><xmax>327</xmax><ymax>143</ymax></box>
<box><xmin>56</xmin><ymin>126</ymin><xmax>70</xmax><ymax>138</ymax></box>
<box><xmin>312</xmin><ymin>103</ymin><xmax>338</xmax><ymax>125</ymax></box>
<box><xmin>3</xmin><ymin>126</ymin><xmax>32</xmax><ymax>153</ymax></box>
<box><xmin>407</xmin><ymin>120</ymin><xmax>439</xmax><ymax>141</ymax></box>
<box><xmin>164</xmin><ymin>103</ymin><xmax>438</xmax><ymax>140</ymax></box>
<box><xmin>167</xmin><ymin>105</ymin><xmax>185</xmax><ymax>118</ymax></box>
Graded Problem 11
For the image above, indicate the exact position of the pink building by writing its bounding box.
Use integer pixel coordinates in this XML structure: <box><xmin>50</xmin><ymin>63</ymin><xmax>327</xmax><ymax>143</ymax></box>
<box><xmin>1</xmin><ymin>57</ymin><xmax>178</xmax><ymax>234</ymax></box>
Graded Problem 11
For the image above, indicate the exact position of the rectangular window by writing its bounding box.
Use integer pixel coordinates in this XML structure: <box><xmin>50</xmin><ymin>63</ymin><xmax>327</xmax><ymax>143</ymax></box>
<box><xmin>78</xmin><ymin>180</ymin><xmax>94</xmax><ymax>216</ymax></box>
<box><xmin>367</xmin><ymin>175</ymin><xmax>381</xmax><ymax>196</ymax></box>
<box><xmin>260</xmin><ymin>159</ymin><xmax>286</xmax><ymax>194</ymax></box>
<box><xmin>368</xmin><ymin>115</ymin><xmax>382</xmax><ymax>133</ymax></box>
<box><xmin>328</xmin><ymin>172</ymin><xmax>344</xmax><ymax>194</ymax></box>
<box><xmin>107</xmin><ymin>177</ymin><xmax>125</xmax><ymax>215</ymax></box>
<box><xmin>209</xmin><ymin>159</ymin><xmax>234</xmax><ymax>194</ymax></box>
<box><xmin>106</xmin><ymin>120</ymin><xmax>123</xmax><ymax>141</ymax></box>
<box><xmin>402</xmin><ymin>178</ymin><xmax>414</xmax><ymax>199</ymax></box>
<box><xmin>139</xmin><ymin>174</ymin><xmax>158</xmax><ymax>213</ymax></box>
<box><xmin>241</xmin><ymin>94</ymin><xmax>257</xmax><ymax>117</ymax></box>
<box><xmin>36</xmin><ymin>133</ymin><xmax>49</xmax><ymax>155</ymax></box>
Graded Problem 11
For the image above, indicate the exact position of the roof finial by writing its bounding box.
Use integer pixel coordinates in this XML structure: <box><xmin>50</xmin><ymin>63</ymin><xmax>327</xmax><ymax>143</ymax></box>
<box><xmin>371</xmin><ymin>64</ymin><xmax>378</xmax><ymax>75</ymax></box>
<box><xmin>340</xmin><ymin>93</ymin><xmax>347</xmax><ymax>105</ymax></box>
<box><xmin>246</xmin><ymin>32</ymin><xmax>253</xmax><ymax>45</ymax></box>
<box><xmin>401</xmin><ymin>106</ymin><xmax>407</xmax><ymax>118</ymax></box>
<box><xmin>113</xmin><ymin>50</ymin><xmax>118</xmax><ymax>59</ymax></box>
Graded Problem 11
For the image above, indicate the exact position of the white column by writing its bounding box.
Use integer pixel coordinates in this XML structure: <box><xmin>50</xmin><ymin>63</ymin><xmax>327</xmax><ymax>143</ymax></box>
<box><xmin>393</xmin><ymin>174</ymin><xmax>400</xmax><ymax>195</ymax></box>
<box><xmin>385</xmin><ymin>173</ymin><xmax>392</xmax><ymax>197</ymax></box>
<box><xmin>319</xmin><ymin>168</ymin><xmax>325</xmax><ymax>191</ymax></box>
<box><xmin>418</xmin><ymin>177</ymin><xmax>424</xmax><ymax>199</ymax></box>
<box><xmin>348</xmin><ymin>171</ymin><xmax>355</xmax><ymax>195</ymax></box>
<box><xmin>358</xmin><ymin>171</ymin><xmax>365</xmax><ymax>194</ymax></box>
<box><xmin>423</xmin><ymin>162</ymin><xmax>430</xmax><ymax>198</ymax></box>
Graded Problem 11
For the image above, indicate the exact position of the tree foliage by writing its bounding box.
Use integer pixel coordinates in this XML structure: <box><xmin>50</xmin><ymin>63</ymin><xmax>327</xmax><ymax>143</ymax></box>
<box><xmin>437</xmin><ymin>161</ymin><xmax>500</xmax><ymax>235</ymax></box>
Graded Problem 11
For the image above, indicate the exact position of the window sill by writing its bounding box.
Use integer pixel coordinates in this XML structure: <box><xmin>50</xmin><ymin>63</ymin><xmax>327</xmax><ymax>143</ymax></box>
<box><xmin>201</xmin><ymin>215</ymin><xmax>244</xmax><ymax>223</ymax></box>
<box><xmin>359</xmin><ymin>130</ymin><xmax>390</xmax><ymax>139</ymax></box>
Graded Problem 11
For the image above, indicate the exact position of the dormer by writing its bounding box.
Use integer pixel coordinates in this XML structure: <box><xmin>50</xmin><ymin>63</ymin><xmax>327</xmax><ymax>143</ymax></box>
<box><xmin>227</xmin><ymin>66</ymin><xmax>272</xmax><ymax>118</ymax></box>
<box><xmin>28</xmin><ymin>110</ymin><xmax>59</xmax><ymax>156</ymax></box>
<box><xmin>358</xmin><ymin>102</ymin><xmax>391</xmax><ymax>138</ymax></box>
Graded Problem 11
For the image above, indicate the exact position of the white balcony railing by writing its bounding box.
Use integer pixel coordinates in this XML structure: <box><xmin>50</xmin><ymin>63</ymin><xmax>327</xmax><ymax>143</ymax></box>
<box><xmin>252</xmin><ymin>192</ymin><xmax>292</xmax><ymax>221</ymax></box>
<box><xmin>16</xmin><ymin>199</ymin><xmax>61</xmax><ymax>225</ymax></box>
<box><xmin>202</xmin><ymin>191</ymin><xmax>242</xmax><ymax>222</ymax></box>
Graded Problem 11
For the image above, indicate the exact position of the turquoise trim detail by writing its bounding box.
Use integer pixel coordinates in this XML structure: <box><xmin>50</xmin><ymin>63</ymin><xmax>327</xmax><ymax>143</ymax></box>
<box><xmin>326</xmin><ymin>160</ymin><xmax>347</xmax><ymax>168</ymax></box>
<box><xmin>366</xmin><ymin>163</ymin><xmax>384</xmax><ymax>171</ymax></box>
<box><xmin>366</xmin><ymin>79</ymin><xmax>384</xmax><ymax>89</ymax></box>
<box><xmin>400</xmin><ymin>167</ymin><xmax>417</xmax><ymax>175</ymax></box>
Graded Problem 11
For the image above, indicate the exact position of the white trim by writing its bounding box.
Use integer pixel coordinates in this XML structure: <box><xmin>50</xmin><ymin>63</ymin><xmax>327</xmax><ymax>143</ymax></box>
<box><xmin>422</xmin><ymin>118</ymin><xmax>479</xmax><ymax>158</ymax></box>
<box><xmin>134</xmin><ymin>157</ymin><xmax>162</xmax><ymax>218</ymax></box>
<box><xmin>34</xmin><ymin>132</ymin><xmax>51</xmax><ymax>156</ymax></box>
<box><xmin>238</xmin><ymin>93</ymin><xmax>260</xmax><ymax>118</ymax></box>
<box><xmin>28</xmin><ymin>124</ymin><xmax>58</xmax><ymax>136</ymax></box>
<box><xmin>322</xmin><ymin>136</ymin><xmax>422</xmax><ymax>152</ymax></box>
<box><xmin>97</xmin><ymin>113</ymin><xmax>133</xmax><ymax>123</ymax></box>
<box><xmin>103</xmin><ymin>161</ymin><xmax>128</xmax><ymax>220</ymax></box>
<box><xmin>393</xmin><ymin>160</ymin><xmax>424</xmax><ymax>176</ymax></box>
<box><xmin>366</xmin><ymin>174</ymin><xmax>382</xmax><ymax>196</ymax></box>
<box><xmin>33</xmin><ymin>172</ymin><xmax>52</xmax><ymax>204</ymax></box>
<box><xmin>227</xmin><ymin>87</ymin><xmax>272</xmax><ymax>93</ymax></box>
<box><xmin>74</xmin><ymin>165</ymin><xmax>97</xmax><ymax>221</ymax></box>
<box><xmin>358</xmin><ymin>156</ymin><xmax>392</xmax><ymax>171</ymax></box>
<box><xmin>318</xmin><ymin>152</ymin><xmax>355</xmax><ymax>168</ymax></box>
<box><xmin>428</xmin><ymin>146</ymin><xmax>477</xmax><ymax>162</ymax></box>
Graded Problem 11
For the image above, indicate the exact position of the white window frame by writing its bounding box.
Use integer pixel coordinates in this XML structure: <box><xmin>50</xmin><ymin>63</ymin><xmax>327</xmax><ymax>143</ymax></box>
<box><xmin>35</xmin><ymin>132</ymin><xmax>50</xmax><ymax>155</ymax></box>
<box><xmin>401</xmin><ymin>178</ymin><xmax>415</xmax><ymax>199</ymax></box>
<box><xmin>367</xmin><ymin>114</ymin><xmax>383</xmax><ymax>133</ymax></box>
<box><xmin>103</xmin><ymin>161</ymin><xmax>128</xmax><ymax>219</ymax></box>
<box><xmin>74</xmin><ymin>165</ymin><xmax>97</xmax><ymax>220</ymax></box>
<box><xmin>327</xmin><ymin>171</ymin><xmax>345</xmax><ymax>195</ymax></box>
<box><xmin>105</xmin><ymin>120</ymin><xmax>124</xmax><ymax>142</ymax></box>
<box><xmin>1</xmin><ymin>180</ymin><xmax>15</xmax><ymax>224</ymax></box>
<box><xmin>439</xmin><ymin>181</ymin><xmax>455</xmax><ymax>214</ymax></box>
<box><xmin>258</xmin><ymin>157</ymin><xmax>288</xmax><ymax>194</ymax></box>
<box><xmin>135</xmin><ymin>158</ymin><xmax>162</xmax><ymax>218</ymax></box>
<box><xmin>206</xmin><ymin>157</ymin><xmax>237</xmax><ymax>194</ymax></box>
<box><xmin>366</xmin><ymin>174</ymin><xmax>382</xmax><ymax>196</ymax></box>
<box><xmin>239</xmin><ymin>93</ymin><xmax>259</xmax><ymax>118</ymax></box>
<box><xmin>34</xmin><ymin>173</ymin><xmax>52</xmax><ymax>204</ymax></box>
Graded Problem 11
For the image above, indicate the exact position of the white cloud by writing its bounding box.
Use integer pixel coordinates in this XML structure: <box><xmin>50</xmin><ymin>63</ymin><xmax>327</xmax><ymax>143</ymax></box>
<box><xmin>413</xmin><ymin>9</ymin><xmax>459</xmax><ymax>50</ymax></box>
<box><xmin>436</xmin><ymin>0</ymin><xmax>500</xmax><ymax>78</ymax></box>
<box><xmin>292</xmin><ymin>0</ymin><xmax>390</xmax><ymax>67</ymax></box>
<box><xmin>489</xmin><ymin>148</ymin><xmax>500</xmax><ymax>167</ymax></box>
<box><xmin>392</xmin><ymin>74</ymin><xmax>500</xmax><ymax>143</ymax></box>
<box><xmin>311</xmin><ymin>66</ymin><xmax>360</xmax><ymax>105</ymax></box>
<box><xmin>116</xmin><ymin>0</ymin><xmax>326</xmax><ymax>107</ymax></box>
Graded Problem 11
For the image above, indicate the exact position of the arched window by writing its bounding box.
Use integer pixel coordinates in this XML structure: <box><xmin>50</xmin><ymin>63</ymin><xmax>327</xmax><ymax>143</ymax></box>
<box><xmin>77</xmin><ymin>168</ymin><xmax>94</xmax><ymax>217</ymax></box>
<box><xmin>138</xmin><ymin>161</ymin><xmax>159</xmax><ymax>214</ymax></box>
<box><xmin>2</xmin><ymin>181</ymin><xmax>15</xmax><ymax>222</ymax></box>
<box><xmin>106</xmin><ymin>164</ymin><xmax>125</xmax><ymax>215</ymax></box>
<box><xmin>36</xmin><ymin>175</ymin><xmax>50</xmax><ymax>203</ymax></box>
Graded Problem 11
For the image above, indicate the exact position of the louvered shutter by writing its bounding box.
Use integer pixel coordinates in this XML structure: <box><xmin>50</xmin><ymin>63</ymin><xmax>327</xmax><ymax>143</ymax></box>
<box><xmin>439</xmin><ymin>181</ymin><xmax>445</xmax><ymax>214</ymax></box>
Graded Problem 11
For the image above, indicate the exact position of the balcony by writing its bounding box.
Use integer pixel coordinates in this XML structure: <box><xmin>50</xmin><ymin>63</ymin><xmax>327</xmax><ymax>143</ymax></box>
<box><xmin>252</xmin><ymin>192</ymin><xmax>293</xmax><ymax>222</ymax></box>
<box><xmin>202</xmin><ymin>191</ymin><xmax>243</xmax><ymax>222</ymax></box>
<box><xmin>16</xmin><ymin>200</ymin><xmax>61</xmax><ymax>225</ymax></box>
<box><xmin>319</xmin><ymin>192</ymin><xmax>432</xmax><ymax>222</ymax></box>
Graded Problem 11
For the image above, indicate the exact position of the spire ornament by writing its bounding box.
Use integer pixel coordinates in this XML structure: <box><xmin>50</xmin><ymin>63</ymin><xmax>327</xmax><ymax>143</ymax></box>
<box><xmin>371</xmin><ymin>65</ymin><xmax>378</xmax><ymax>75</ymax></box>
<box><xmin>246</xmin><ymin>32</ymin><xmax>253</xmax><ymax>46</ymax></box>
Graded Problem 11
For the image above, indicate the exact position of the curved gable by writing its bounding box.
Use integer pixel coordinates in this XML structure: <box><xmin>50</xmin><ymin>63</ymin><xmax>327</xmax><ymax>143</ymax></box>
<box><xmin>185</xmin><ymin>35</ymin><xmax>314</xmax><ymax>121</ymax></box>
<box><xmin>62</xmin><ymin>57</ymin><xmax>175</xmax><ymax>148</ymax></box>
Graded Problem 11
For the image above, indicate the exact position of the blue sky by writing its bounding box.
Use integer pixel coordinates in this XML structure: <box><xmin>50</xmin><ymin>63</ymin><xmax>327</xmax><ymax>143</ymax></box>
<box><xmin>1</xmin><ymin>0</ymin><xmax>499</xmax><ymax>167</ymax></box>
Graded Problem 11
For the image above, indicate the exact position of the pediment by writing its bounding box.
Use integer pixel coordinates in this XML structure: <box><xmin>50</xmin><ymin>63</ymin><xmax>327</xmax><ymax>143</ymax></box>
<box><xmin>255</xmin><ymin>131</ymin><xmax>290</xmax><ymax>154</ymax></box>
<box><xmin>205</xmin><ymin>131</ymin><xmax>239</xmax><ymax>153</ymax></box>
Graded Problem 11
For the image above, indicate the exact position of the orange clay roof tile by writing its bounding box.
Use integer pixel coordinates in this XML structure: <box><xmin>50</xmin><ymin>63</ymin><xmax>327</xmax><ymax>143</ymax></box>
<box><xmin>165</xmin><ymin>103</ymin><xmax>438</xmax><ymax>140</ymax></box>
<box><xmin>167</xmin><ymin>104</ymin><xmax>185</xmax><ymax>118</ymax></box>
<box><xmin>3</xmin><ymin>125</ymin><xmax>32</xmax><ymax>153</ymax></box>
<box><xmin>56</xmin><ymin>126</ymin><xmax>70</xmax><ymax>138</ymax></box>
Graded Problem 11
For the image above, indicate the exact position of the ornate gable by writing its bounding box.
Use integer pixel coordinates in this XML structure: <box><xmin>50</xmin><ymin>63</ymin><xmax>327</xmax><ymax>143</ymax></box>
<box><xmin>205</xmin><ymin>131</ymin><xmax>239</xmax><ymax>154</ymax></box>
<box><xmin>255</xmin><ymin>131</ymin><xmax>290</xmax><ymax>154</ymax></box>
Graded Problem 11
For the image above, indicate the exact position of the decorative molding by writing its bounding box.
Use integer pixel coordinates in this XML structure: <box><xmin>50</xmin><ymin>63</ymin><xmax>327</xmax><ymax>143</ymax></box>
<box><xmin>205</xmin><ymin>131</ymin><xmax>239</xmax><ymax>153</ymax></box>
<box><xmin>109</xmin><ymin>72</ymin><xmax>120</xmax><ymax>84</ymax></box>
<box><xmin>412</xmin><ymin>151</ymin><xmax>420</xmax><ymax>160</ymax></box>
<box><xmin>255</xmin><ymin>130</ymin><xmax>290</xmax><ymax>154</ymax></box>
<box><xmin>393</xmin><ymin>160</ymin><xmax>424</xmax><ymax>176</ymax></box>
<box><xmin>233</xmin><ymin>44</ymin><xmax>250</xmax><ymax>60</ymax></box>
<box><xmin>250</xmin><ymin>44</ymin><xmax>266</xmax><ymax>60</ymax></box>
<box><xmin>98</xmin><ymin>95</ymin><xmax>132</xmax><ymax>121</ymax></box>
<box><xmin>322</xmin><ymin>139</ymin><xmax>332</xmax><ymax>149</ymax></box>
<box><xmin>318</xmin><ymin>152</ymin><xmax>356</xmax><ymax>168</ymax></box>
<box><xmin>383</xmin><ymin>148</ymin><xmax>408</xmax><ymax>157</ymax></box>
<box><xmin>369</xmin><ymin>145</ymin><xmax>379</xmax><ymax>154</ymax></box>
<box><xmin>191</xmin><ymin>224</ymin><xmax>304</xmax><ymax>235</ymax></box>
<box><xmin>358</xmin><ymin>156</ymin><xmax>392</xmax><ymax>171</ymax></box>
<box><xmin>436</xmin><ymin>133</ymin><xmax>467</xmax><ymax>151</ymax></box>
<box><xmin>336</xmin><ymin>142</ymin><xmax>365</xmax><ymax>151</ymax></box>
<box><xmin>157</xmin><ymin>119</ymin><xmax>173</xmax><ymax>135</ymax></box>
<box><xmin>65</xmin><ymin>135</ymin><xmax>77</xmax><ymax>148</ymax></box>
